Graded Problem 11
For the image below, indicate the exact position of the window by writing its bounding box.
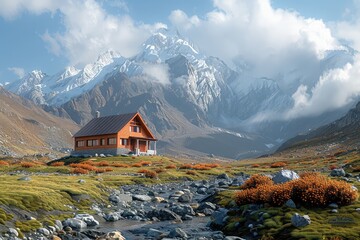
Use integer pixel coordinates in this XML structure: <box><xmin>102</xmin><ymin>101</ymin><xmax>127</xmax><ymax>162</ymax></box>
<box><xmin>77</xmin><ymin>140</ymin><xmax>85</xmax><ymax>147</ymax></box>
<box><xmin>100</xmin><ymin>138</ymin><xmax>106</xmax><ymax>146</ymax></box>
<box><xmin>108</xmin><ymin>138</ymin><xmax>116</xmax><ymax>145</ymax></box>
<box><xmin>87</xmin><ymin>140</ymin><xmax>93</xmax><ymax>147</ymax></box>
<box><xmin>93</xmin><ymin>139</ymin><xmax>99</xmax><ymax>146</ymax></box>
<box><xmin>121</xmin><ymin>139</ymin><xmax>128</xmax><ymax>146</ymax></box>
<box><xmin>131</xmin><ymin>126</ymin><xmax>141</xmax><ymax>133</ymax></box>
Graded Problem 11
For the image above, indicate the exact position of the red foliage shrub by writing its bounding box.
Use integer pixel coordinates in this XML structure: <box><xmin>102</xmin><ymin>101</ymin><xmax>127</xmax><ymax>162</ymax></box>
<box><xmin>0</xmin><ymin>160</ymin><xmax>9</xmax><ymax>166</ymax></box>
<box><xmin>154</xmin><ymin>168</ymin><xmax>165</xmax><ymax>173</ymax></box>
<box><xmin>329</xmin><ymin>165</ymin><xmax>338</xmax><ymax>170</ymax></box>
<box><xmin>251</xmin><ymin>164</ymin><xmax>260</xmax><ymax>168</ymax></box>
<box><xmin>94</xmin><ymin>168</ymin><xmax>106</xmax><ymax>173</ymax></box>
<box><xmin>82</xmin><ymin>160</ymin><xmax>96</xmax><ymax>166</ymax></box>
<box><xmin>192</xmin><ymin>164</ymin><xmax>211</xmax><ymax>170</ymax></box>
<box><xmin>132</xmin><ymin>163</ymin><xmax>142</xmax><ymax>167</ymax></box>
<box><xmin>96</xmin><ymin>161</ymin><xmax>110</xmax><ymax>167</ymax></box>
<box><xmin>112</xmin><ymin>163</ymin><xmax>130</xmax><ymax>168</ymax></box>
<box><xmin>270</xmin><ymin>162</ymin><xmax>287</xmax><ymax>168</ymax></box>
<box><xmin>166</xmin><ymin>164</ymin><xmax>177</xmax><ymax>169</ymax></box>
<box><xmin>104</xmin><ymin>167</ymin><xmax>113</xmax><ymax>172</ymax></box>
<box><xmin>69</xmin><ymin>163</ymin><xmax>96</xmax><ymax>171</ymax></box>
<box><xmin>20</xmin><ymin>162</ymin><xmax>37</xmax><ymax>168</ymax></box>
<box><xmin>179</xmin><ymin>164</ymin><xmax>192</xmax><ymax>169</ymax></box>
<box><xmin>352</xmin><ymin>166</ymin><xmax>360</xmax><ymax>172</ymax></box>
<box><xmin>235</xmin><ymin>172</ymin><xmax>358</xmax><ymax>207</ymax></box>
<box><xmin>241</xmin><ymin>174</ymin><xmax>273</xmax><ymax>190</ymax></box>
<box><xmin>71</xmin><ymin>168</ymin><xmax>89</xmax><ymax>174</ymax></box>
<box><xmin>186</xmin><ymin>170</ymin><xmax>197</xmax><ymax>175</ymax></box>
<box><xmin>139</xmin><ymin>161</ymin><xmax>152</xmax><ymax>166</ymax></box>
<box><xmin>50</xmin><ymin>162</ymin><xmax>65</xmax><ymax>167</ymax></box>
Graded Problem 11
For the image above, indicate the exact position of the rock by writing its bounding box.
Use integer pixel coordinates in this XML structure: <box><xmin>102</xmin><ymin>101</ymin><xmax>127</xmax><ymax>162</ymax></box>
<box><xmin>202</xmin><ymin>208</ymin><xmax>214</xmax><ymax>216</ymax></box>
<box><xmin>147</xmin><ymin>228</ymin><xmax>165</xmax><ymax>239</ymax></box>
<box><xmin>169</xmin><ymin>228</ymin><xmax>188</xmax><ymax>239</ymax></box>
<box><xmin>17</xmin><ymin>176</ymin><xmax>31</xmax><ymax>181</ymax></box>
<box><xmin>78</xmin><ymin>179</ymin><xmax>86</xmax><ymax>184</ymax></box>
<box><xmin>198</xmin><ymin>202</ymin><xmax>217</xmax><ymax>211</ymax></box>
<box><xmin>53</xmin><ymin>236</ymin><xmax>62</xmax><ymax>240</ymax></box>
<box><xmin>284</xmin><ymin>199</ymin><xmax>296</xmax><ymax>208</ymax></box>
<box><xmin>75</xmin><ymin>214</ymin><xmax>99</xmax><ymax>227</ymax></box>
<box><xmin>224</xmin><ymin>237</ymin><xmax>246</xmax><ymax>240</ymax></box>
<box><xmin>82</xmin><ymin>230</ymin><xmax>106</xmax><ymax>239</ymax></box>
<box><xmin>217</xmin><ymin>173</ymin><xmax>231</xmax><ymax>181</ymax></box>
<box><xmin>330</xmin><ymin>168</ymin><xmax>346</xmax><ymax>177</ymax></box>
<box><xmin>355</xmin><ymin>208</ymin><xmax>360</xmax><ymax>212</ymax></box>
<box><xmin>152</xmin><ymin>196</ymin><xmax>166</xmax><ymax>203</ymax></box>
<box><xmin>133</xmin><ymin>194</ymin><xmax>152</xmax><ymax>202</ymax></box>
<box><xmin>330</xmin><ymin>209</ymin><xmax>338</xmax><ymax>213</ymax></box>
<box><xmin>147</xmin><ymin>209</ymin><xmax>182</xmax><ymax>221</ymax></box>
<box><xmin>98</xmin><ymin>231</ymin><xmax>125</xmax><ymax>240</ymax></box>
<box><xmin>291</xmin><ymin>213</ymin><xmax>311</xmax><ymax>228</ymax></box>
<box><xmin>328</xmin><ymin>203</ymin><xmax>339</xmax><ymax>209</ymax></box>
<box><xmin>38</xmin><ymin>228</ymin><xmax>50</xmax><ymax>236</ymax></box>
<box><xmin>8</xmin><ymin>228</ymin><xmax>18</xmax><ymax>237</ymax></box>
<box><xmin>104</xmin><ymin>212</ymin><xmax>122</xmax><ymax>222</ymax></box>
<box><xmin>182</xmin><ymin>215</ymin><xmax>193</xmax><ymax>220</ymax></box>
<box><xmin>273</xmin><ymin>170</ymin><xmax>299</xmax><ymax>184</ymax></box>
<box><xmin>170</xmin><ymin>204</ymin><xmax>195</xmax><ymax>216</ymax></box>
<box><xmin>55</xmin><ymin>219</ymin><xmax>63</xmax><ymax>230</ymax></box>
<box><xmin>197</xmin><ymin>188</ymin><xmax>207</xmax><ymax>194</ymax></box>
<box><xmin>178</xmin><ymin>193</ymin><xmax>192</xmax><ymax>203</ymax></box>
<box><xmin>210</xmin><ymin>208</ymin><xmax>229</xmax><ymax>228</ymax></box>
<box><xmin>100</xmin><ymin>154</ymin><xmax>106</xmax><ymax>157</ymax></box>
<box><xmin>63</xmin><ymin>218</ymin><xmax>87</xmax><ymax>230</ymax></box>
<box><xmin>64</xmin><ymin>226</ymin><xmax>72</xmax><ymax>232</ymax></box>
<box><xmin>122</xmin><ymin>209</ymin><xmax>137</xmax><ymax>218</ymax></box>
<box><xmin>109</xmin><ymin>193</ymin><xmax>132</xmax><ymax>203</ymax></box>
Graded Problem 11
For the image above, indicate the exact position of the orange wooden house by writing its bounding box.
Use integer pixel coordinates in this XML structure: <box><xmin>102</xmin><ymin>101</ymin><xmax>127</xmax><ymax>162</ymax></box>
<box><xmin>72</xmin><ymin>112</ymin><xmax>157</xmax><ymax>156</ymax></box>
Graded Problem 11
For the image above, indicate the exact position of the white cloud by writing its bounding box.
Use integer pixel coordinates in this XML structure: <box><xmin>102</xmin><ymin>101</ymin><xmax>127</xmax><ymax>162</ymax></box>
<box><xmin>8</xmin><ymin>67</ymin><xmax>25</xmax><ymax>78</ymax></box>
<box><xmin>0</xmin><ymin>0</ymin><xmax>165</xmax><ymax>66</ymax></box>
<box><xmin>169</xmin><ymin>0</ymin><xmax>342</xmax><ymax>79</ymax></box>
<box><xmin>141</xmin><ymin>63</ymin><xmax>170</xmax><ymax>85</ymax></box>
<box><xmin>284</xmin><ymin>54</ymin><xmax>360</xmax><ymax>119</ymax></box>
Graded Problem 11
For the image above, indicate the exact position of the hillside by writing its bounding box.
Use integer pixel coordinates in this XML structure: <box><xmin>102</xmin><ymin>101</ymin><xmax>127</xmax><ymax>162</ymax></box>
<box><xmin>0</xmin><ymin>87</ymin><xmax>79</xmax><ymax>157</ymax></box>
<box><xmin>277</xmin><ymin>101</ymin><xmax>360</xmax><ymax>155</ymax></box>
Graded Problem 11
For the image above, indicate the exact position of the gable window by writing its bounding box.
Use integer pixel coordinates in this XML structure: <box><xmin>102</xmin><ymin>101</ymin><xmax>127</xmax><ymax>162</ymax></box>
<box><xmin>87</xmin><ymin>140</ymin><xmax>93</xmax><ymax>147</ymax></box>
<box><xmin>108</xmin><ymin>138</ymin><xmax>116</xmax><ymax>145</ymax></box>
<box><xmin>100</xmin><ymin>138</ymin><xmax>106</xmax><ymax>146</ymax></box>
<box><xmin>77</xmin><ymin>140</ymin><xmax>85</xmax><ymax>147</ymax></box>
<box><xmin>131</xmin><ymin>126</ymin><xmax>141</xmax><ymax>133</ymax></box>
<box><xmin>121</xmin><ymin>138</ymin><xmax>128</xmax><ymax>146</ymax></box>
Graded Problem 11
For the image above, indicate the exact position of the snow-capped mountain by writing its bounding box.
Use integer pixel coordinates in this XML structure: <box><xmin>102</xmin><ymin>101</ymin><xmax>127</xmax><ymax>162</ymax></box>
<box><xmin>3</xmin><ymin>29</ymin><xmax>356</xmax><ymax>158</ymax></box>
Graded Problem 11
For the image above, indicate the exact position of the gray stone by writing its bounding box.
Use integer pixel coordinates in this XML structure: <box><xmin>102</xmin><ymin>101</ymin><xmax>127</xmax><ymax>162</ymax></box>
<box><xmin>78</xmin><ymin>179</ymin><xmax>86</xmax><ymax>184</ymax></box>
<box><xmin>63</xmin><ymin>218</ymin><xmax>87</xmax><ymax>230</ymax></box>
<box><xmin>328</xmin><ymin>203</ymin><xmax>339</xmax><ymax>209</ymax></box>
<box><xmin>104</xmin><ymin>212</ymin><xmax>122</xmax><ymax>222</ymax></box>
<box><xmin>285</xmin><ymin>199</ymin><xmax>296</xmax><ymax>208</ymax></box>
<box><xmin>210</xmin><ymin>208</ymin><xmax>229</xmax><ymax>228</ymax></box>
<box><xmin>38</xmin><ymin>228</ymin><xmax>50</xmax><ymax>236</ymax></box>
<box><xmin>198</xmin><ymin>202</ymin><xmax>217</xmax><ymax>211</ymax></box>
<box><xmin>170</xmin><ymin>204</ymin><xmax>195</xmax><ymax>216</ymax></box>
<box><xmin>182</xmin><ymin>214</ymin><xmax>193</xmax><ymax>220</ymax></box>
<box><xmin>147</xmin><ymin>228</ymin><xmax>165</xmax><ymax>239</ymax></box>
<box><xmin>75</xmin><ymin>213</ymin><xmax>99</xmax><ymax>227</ymax></box>
<box><xmin>17</xmin><ymin>176</ymin><xmax>31</xmax><ymax>181</ymax></box>
<box><xmin>330</xmin><ymin>209</ymin><xmax>338</xmax><ymax>213</ymax></box>
<box><xmin>273</xmin><ymin>170</ymin><xmax>299</xmax><ymax>184</ymax></box>
<box><xmin>224</xmin><ymin>237</ymin><xmax>246</xmax><ymax>240</ymax></box>
<box><xmin>109</xmin><ymin>192</ymin><xmax>133</xmax><ymax>203</ymax></box>
<box><xmin>330</xmin><ymin>168</ymin><xmax>346</xmax><ymax>177</ymax></box>
<box><xmin>99</xmin><ymin>231</ymin><xmax>125</xmax><ymax>240</ymax></box>
<box><xmin>217</xmin><ymin>173</ymin><xmax>231</xmax><ymax>181</ymax></box>
<box><xmin>291</xmin><ymin>213</ymin><xmax>311</xmax><ymax>228</ymax></box>
<box><xmin>99</xmin><ymin>154</ymin><xmax>106</xmax><ymax>157</ymax></box>
<box><xmin>202</xmin><ymin>208</ymin><xmax>214</xmax><ymax>216</ymax></box>
<box><xmin>178</xmin><ymin>193</ymin><xmax>192</xmax><ymax>203</ymax></box>
<box><xmin>8</xmin><ymin>228</ymin><xmax>18</xmax><ymax>237</ymax></box>
<box><xmin>55</xmin><ymin>219</ymin><xmax>63</xmax><ymax>230</ymax></box>
<box><xmin>133</xmin><ymin>194</ymin><xmax>152</xmax><ymax>202</ymax></box>
<box><xmin>169</xmin><ymin>228</ymin><xmax>188</xmax><ymax>239</ymax></box>
<box><xmin>197</xmin><ymin>188</ymin><xmax>207</xmax><ymax>194</ymax></box>
<box><xmin>147</xmin><ymin>209</ymin><xmax>182</xmax><ymax>221</ymax></box>
<box><xmin>122</xmin><ymin>209</ymin><xmax>137</xmax><ymax>218</ymax></box>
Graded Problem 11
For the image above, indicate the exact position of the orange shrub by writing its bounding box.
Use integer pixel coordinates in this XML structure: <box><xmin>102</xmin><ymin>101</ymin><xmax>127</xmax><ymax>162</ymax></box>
<box><xmin>50</xmin><ymin>162</ymin><xmax>65</xmax><ymax>167</ymax></box>
<box><xmin>235</xmin><ymin>172</ymin><xmax>358</xmax><ymax>207</ymax></box>
<box><xmin>186</xmin><ymin>170</ymin><xmax>197</xmax><ymax>175</ymax></box>
<box><xmin>0</xmin><ymin>160</ymin><xmax>9</xmax><ymax>166</ymax></box>
<box><xmin>241</xmin><ymin>174</ymin><xmax>273</xmax><ymax>190</ymax></box>
<box><xmin>144</xmin><ymin>170</ymin><xmax>158</xmax><ymax>179</ymax></box>
<box><xmin>139</xmin><ymin>161</ymin><xmax>152</xmax><ymax>166</ymax></box>
<box><xmin>112</xmin><ymin>163</ymin><xmax>130</xmax><ymax>168</ymax></box>
<box><xmin>132</xmin><ymin>163</ymin><xmax>142</xmax><ymax>167</ymax></box>
<box><xmin>69</xmin><ymin>163</ymin><xmax>96</xmax><ymax>171</ymax></box>
<box><xmin>192</xmin><ymin>164</ymin><xmax>211</xmax><ymax>170</ymax></box>
<box><xmin>20</xmin><ymin>162</ymin><xmax>37</xmax><ymax>168</ymax></box>
<box><xmin>270</xmin><ymin>162</ymin><xmax>287</xmax><ymax>168</ymax></box>
<box><xmin>71</xmin><ymin>168</ymin><xmax>89</xmax><ymax>174</ymax></box>
<box><xmin>166</xmin><ymin>164</ymin><xmax>177</xmax><ymax>169</ymax></box>
<box><xmin>251</xmin><ymin>164</ymin><xmax>260</xmax><ymax>168</ymax></box>
<box><xmin>154</xmin><ymin>168</ymin><xmax>165</xmax><ymax>173</ymax></box>
<box><xmin>104</xmin><ymin>167</ymin><xmax>113</xmax><ymax>172</ymax></box>
<box><xmin>352</xmin><ymin>166</ymin><xmax>360</xmax><ymax>172</ymax></box>
<box><xmin>95</xmin><ymin>168</ymin><xmax>106</xmax><ymax>173</ymax></box>
<box><xmin>82</xmin><ymin>160</ymin><xmax>96</xmax><ymax>166</ymax></box>
<box><xmin>96</xmin><ymin>161</ymin><xmax>110</xmax><ymax>167</ymax></box>
<box><xmin>179</xmin><ymin>164</ymin><xmax>192</xmax><ymax>169</ymax></box>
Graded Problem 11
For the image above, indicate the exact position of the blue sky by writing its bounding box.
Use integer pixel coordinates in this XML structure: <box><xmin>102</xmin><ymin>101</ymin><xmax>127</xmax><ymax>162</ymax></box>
<box><xmin>0</xmin><ymin>0</ymin><xmax>358</xmax><ymax>83</ymax></box>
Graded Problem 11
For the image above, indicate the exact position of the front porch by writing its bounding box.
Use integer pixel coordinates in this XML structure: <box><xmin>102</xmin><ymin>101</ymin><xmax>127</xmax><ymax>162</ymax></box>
<box><xmin>129</xmin><ymin>137</ymin><xmax>157</xmax><ymax>155</ymax></box>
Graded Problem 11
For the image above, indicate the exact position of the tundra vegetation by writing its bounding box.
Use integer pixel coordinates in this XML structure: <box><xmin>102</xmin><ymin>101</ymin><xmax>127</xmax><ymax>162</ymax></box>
<box><xmin>0</xmin><ymin>147</ymin><xmax>359</xmax><ymax>239</ymax></box>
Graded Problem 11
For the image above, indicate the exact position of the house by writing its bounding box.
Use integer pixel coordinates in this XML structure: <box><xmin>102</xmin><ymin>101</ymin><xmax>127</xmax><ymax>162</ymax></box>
<box><xmin>72</xmin><ymin>112</ymin><xmax>157</xmax><ymax>156</ymax></box>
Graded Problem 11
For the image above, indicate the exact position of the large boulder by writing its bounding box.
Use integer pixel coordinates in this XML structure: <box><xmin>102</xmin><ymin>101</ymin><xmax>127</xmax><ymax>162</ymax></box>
<box><xmin>98</xmin><ymin>231</ymin><xmax>125</xmax><ymax>240</ymax></box>
<box><xmin>147</xmin><ymin>209</ymin><xmax>182</xmax><ymax>221</ymax></box>
<box><xmin>104</xmin><ymin>212</ymin><xmax>122</xmax><ymax>222</ymax></box>
<box><xmin>330</xmin><ymin>168</ymin><xmax>346</xmax><ymax>177</ymax></box>
<box><xmin>169</xmin><ymin>228</ymin><xmax>188</xmax><ymax>239</ymax></box>
<box><xmin>170</xmin><ymin>204</ymin><xmax>195</xmax><ymax>217</ymax></box>
<box><xmin>75</xmin><ymin>214</ymin><xmax>99</xmax><ymax>227</ymax></box>
<box><xmin>210</xmin><ymin>208</ymin><xmax>229</xmax><ymax>229</ymax></box>
<box><xmin>178</xmin><ymin>193</ymin><xmax>193</xmax><ymax>203</ymax></box>
<box><xmin>62</xmin><ymin>218</ymin><xmax>87</xmax><ymax>230</ymax></box>
<box><xmin>132</xmin><ymin>194</ymin><xmax>152</xmax><ymax>202</ymax></box>
<box><xmin>273</xmin><ymin>170</ymin><xmax>299</xmax><ymax>184</ymax></box>
<box><xmin>291</xmin><ymin>213</ymin><xmax>311</xmax><ymax>228</ymax></box>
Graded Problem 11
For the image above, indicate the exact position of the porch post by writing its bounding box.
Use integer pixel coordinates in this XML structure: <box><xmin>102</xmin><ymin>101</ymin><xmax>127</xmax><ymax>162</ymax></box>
<box><xmin>136</xmin><ymin>139</ymin><xmax>139</xmax><ymax>155</ymax></box>
<box><xmin>154</xmin><ymin>141</ymin><xmax>157</xmax><ymax>155</ymax></box>
<box><xmin>146</xmin><ymin>140</ymin><xmax>149</xmax><ymax>152</ymax></box>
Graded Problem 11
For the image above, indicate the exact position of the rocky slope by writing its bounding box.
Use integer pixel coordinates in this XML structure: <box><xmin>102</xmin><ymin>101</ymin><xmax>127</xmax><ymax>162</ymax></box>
<box><xmin>277</xmin><ymin>101</ymin><xmax>360</xmax><ymax>152</ymax></box>
<box><xmin>0</xmin><ymin>87</ymin><xmax>79</xmax><ymax>157</ymax></box>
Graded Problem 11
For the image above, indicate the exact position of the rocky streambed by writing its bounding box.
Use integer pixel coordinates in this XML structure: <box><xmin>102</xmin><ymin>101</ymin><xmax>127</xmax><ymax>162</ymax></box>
<box><xmin>2</xmin><ymin>173</ymin><xmax>248</xmax><ymax>240</ymax></box>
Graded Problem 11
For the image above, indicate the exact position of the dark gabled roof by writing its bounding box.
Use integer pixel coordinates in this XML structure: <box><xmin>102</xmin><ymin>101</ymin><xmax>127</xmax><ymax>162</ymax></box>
<box><xmin>73</xmin><ymin>112</ymin><xmax>137</xmax><ymax>137</ymax></box>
